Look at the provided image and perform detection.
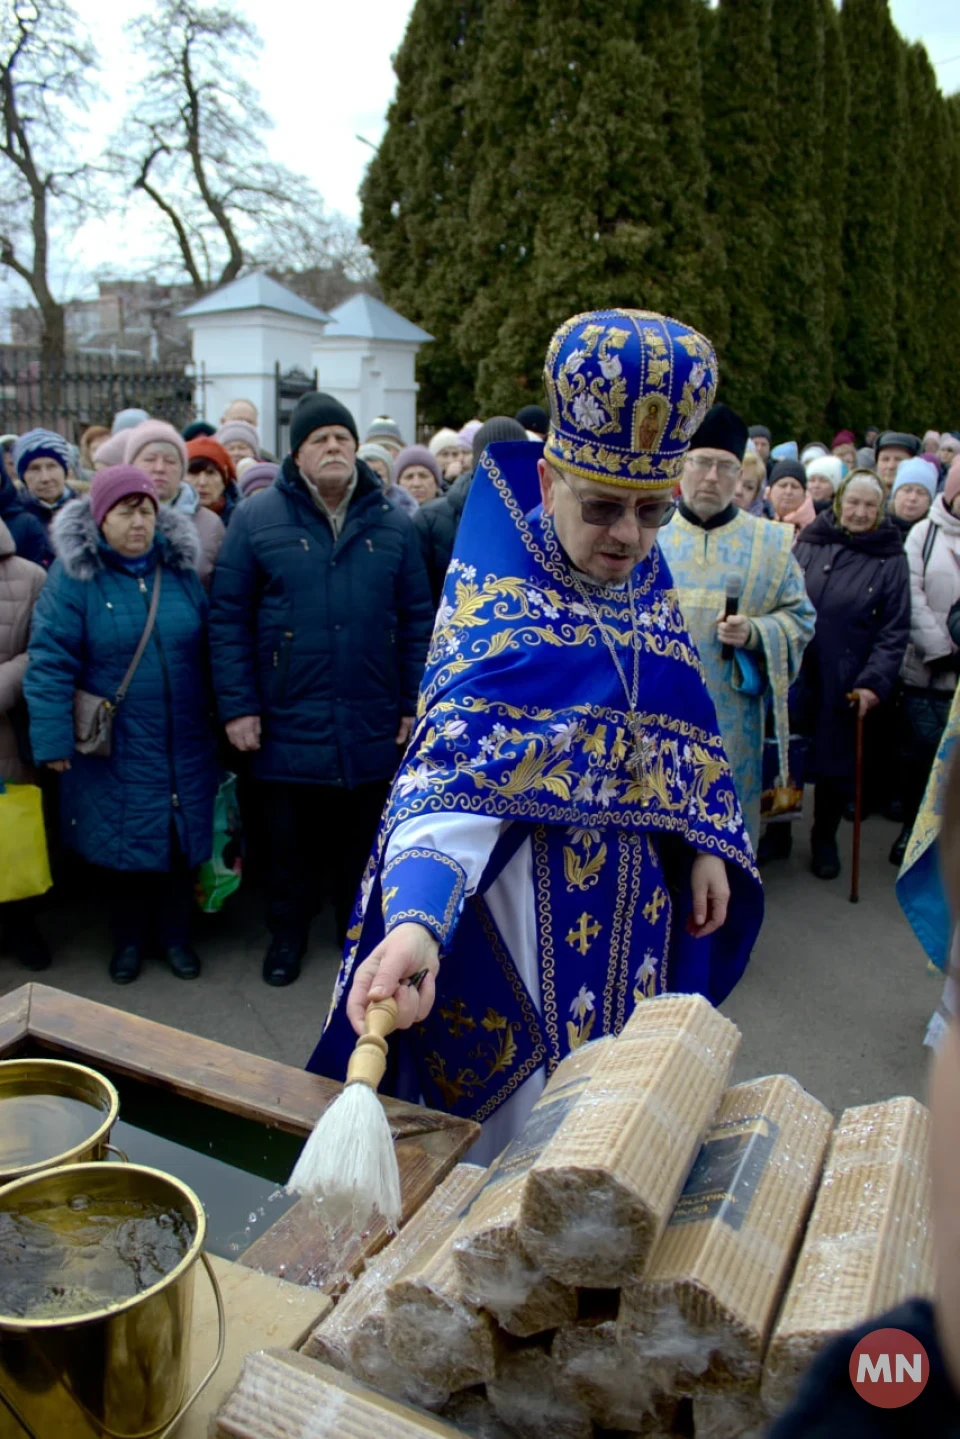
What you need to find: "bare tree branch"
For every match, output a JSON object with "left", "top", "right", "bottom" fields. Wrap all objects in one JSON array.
[
  {"left": 0, "top": 0, "right": 99, "bottom": 361},
  {"left": 115, "top": 0, "right": 370, "bottom": 295}
]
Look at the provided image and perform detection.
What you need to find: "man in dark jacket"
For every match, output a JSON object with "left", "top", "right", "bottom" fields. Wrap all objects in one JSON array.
[
  {"left": 414, "top": 415, "right": 531, "bottom": 605},
  {"left": 209, "top": 392, "right": 433, "bottom": 986},
  {"left": 0, "top": 466, "right": 52, "bottom": 567}
]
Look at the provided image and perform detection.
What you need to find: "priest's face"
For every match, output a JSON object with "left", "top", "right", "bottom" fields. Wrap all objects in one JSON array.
[
  {"left": 680, "top": 447, "right": 741, "bottom": 520},
  {"left": 539, "top": 461, "right": 673, "bottom": 583}
]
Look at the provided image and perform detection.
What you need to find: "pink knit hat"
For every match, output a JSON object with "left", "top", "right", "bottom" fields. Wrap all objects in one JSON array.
[
  {"left": 90, "top": 431, "right": 128, "bottom": 468},
  {"left": 944, "top": 456, "right": 960, "bottom": 508},
  {"left": 90, "top": 466, "right": 158, "bottom": 527},
  {"left": 123, "top": 420, "right": 187, "bottom": 472}
]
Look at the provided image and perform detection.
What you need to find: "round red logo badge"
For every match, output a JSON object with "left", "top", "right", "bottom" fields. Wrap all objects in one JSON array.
[{"left": 849, "top": 1328, "right": 929, "bottom": 1408}]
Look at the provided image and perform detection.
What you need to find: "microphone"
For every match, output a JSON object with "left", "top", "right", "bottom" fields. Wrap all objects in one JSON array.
[{"left": 721, "top": 573, "right": 743, "bottom": 661}]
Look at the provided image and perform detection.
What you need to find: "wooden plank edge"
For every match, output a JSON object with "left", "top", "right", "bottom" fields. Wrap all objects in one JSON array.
[{"left": 0, "top": 982, "right": 33, "bottom": 1057}]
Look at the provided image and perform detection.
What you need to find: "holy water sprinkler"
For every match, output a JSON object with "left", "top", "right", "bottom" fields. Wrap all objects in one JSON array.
[{"left": 287, "top": 995, "right": 403, "bottom": 1231}]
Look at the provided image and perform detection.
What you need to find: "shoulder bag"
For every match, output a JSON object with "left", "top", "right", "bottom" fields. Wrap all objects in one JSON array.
[{"left": 73, "top": 566, "right": 162, "bottom": 758}]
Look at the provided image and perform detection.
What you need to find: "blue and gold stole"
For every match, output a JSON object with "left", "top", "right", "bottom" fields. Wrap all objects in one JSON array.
[{"left": 308, "top": 442, "right": 763, "bottom": 1122}]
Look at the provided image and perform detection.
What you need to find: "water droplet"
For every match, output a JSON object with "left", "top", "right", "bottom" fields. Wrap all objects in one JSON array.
[
  {"left": 68, "top": 1194, "right": 90, "bottom": 1212},
  {"left": 248, "top": 1212, "right": 257, "bottom": 1225},
  {"left": 278, "top": 1263, "right": 286, "bottom": 1278}
]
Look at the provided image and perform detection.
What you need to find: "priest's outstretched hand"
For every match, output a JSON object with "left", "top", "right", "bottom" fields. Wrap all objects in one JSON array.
[
  {"left": 687, "top": 853, "right": 730, "bottom": 938},
  {"left": 346, "top": 922, "right": 441, "bottom": 1037}
]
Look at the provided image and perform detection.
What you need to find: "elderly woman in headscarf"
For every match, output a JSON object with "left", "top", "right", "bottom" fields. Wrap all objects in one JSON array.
[{"left": 791, "top": 470, "right": 910, "bottom": 880}]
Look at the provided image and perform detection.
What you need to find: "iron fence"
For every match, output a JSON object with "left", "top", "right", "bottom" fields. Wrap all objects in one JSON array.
[{"left": 0, "top": 347, "right": 198, "bottom": 440}]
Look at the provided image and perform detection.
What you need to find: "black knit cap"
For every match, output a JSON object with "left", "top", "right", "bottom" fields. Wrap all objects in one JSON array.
[
  {"left": 688, "top": 403, "right": 749, "bottom": 461},
  {"left": 515, "top": 404, "right": 550, "bottom": 437},
  {"left": 290, "top": 391, "right": 358, "bottom": 453},
  {"left": 770, "top": 459, "right": 807, "bottom": 489},
  {"left": 474, "top": 415, "right": 529, "bottom": 469},
  {"left": 748, "top": 424, "right": 771, "bottom": 442},
  {"left": 182, "top": 420, "right": 217, "bottom": 441}
]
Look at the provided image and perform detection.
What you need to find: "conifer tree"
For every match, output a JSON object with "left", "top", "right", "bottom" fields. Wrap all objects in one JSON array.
[
  {"left": 702, "top": 0, "right": 778, "bottom": 422},
  {"left": 835, "top": 0, "right": 906, "bottom": 431},
  {"left": 463, "top": 0, "right": 726, "bottom": 416},
  {"left": 934, "top": 95, "right": 960, "bottom": 428},
  {"left": 359, "top": 0, "right": 485, "bottom": 424},
  {"left": 819, "top": 0, "right": 849, "bottom": 428},
  {"left": 759, "top": 0, "right": 827, "bottom": 438},
  {"left": 891, "top": 44, "right": 957, "bottom": 431}
]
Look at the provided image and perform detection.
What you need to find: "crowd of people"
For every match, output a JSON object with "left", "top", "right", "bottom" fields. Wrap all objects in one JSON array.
[{"left": 0, "top": 378, "right": 956, "bottom": 1002}]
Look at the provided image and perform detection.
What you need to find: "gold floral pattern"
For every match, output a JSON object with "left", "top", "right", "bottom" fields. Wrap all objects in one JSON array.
[{"left": 542, "top": 308, "right": 717, "bottom": 489}]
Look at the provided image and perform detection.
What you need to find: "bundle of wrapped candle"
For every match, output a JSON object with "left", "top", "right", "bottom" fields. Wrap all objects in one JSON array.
[{"left": 216, "top": 995, "right": 934, "bottom": 1439}]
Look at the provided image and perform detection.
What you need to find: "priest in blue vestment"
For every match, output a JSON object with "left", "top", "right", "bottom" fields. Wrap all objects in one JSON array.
[{"left": 308, "top": 309, "right": 764, "bottom": 1163}]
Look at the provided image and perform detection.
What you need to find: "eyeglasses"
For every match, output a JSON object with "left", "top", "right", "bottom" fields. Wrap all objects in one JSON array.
[
  {"left": 685, "top": 455, "right": 741, "bottom": 481},
  {"left": 554, "top": 470, "right": 676, "bottom": 530}
]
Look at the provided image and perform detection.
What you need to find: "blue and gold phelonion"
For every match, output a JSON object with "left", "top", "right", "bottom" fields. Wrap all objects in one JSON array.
[{"left": 543, "top": 309, "right": 718, "bottom": 490}]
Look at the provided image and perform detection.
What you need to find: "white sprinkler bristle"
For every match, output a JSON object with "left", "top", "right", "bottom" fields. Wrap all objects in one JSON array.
[{"left": 287, "top": 1082, "right": 402, "bottom": 1231}]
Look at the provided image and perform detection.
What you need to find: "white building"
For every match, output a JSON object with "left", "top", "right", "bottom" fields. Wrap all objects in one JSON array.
[
  {"left": 181, "top": 274, "right": 329, "bottom": 454},
  {"left": 313, "top": 293, "right": 433, "bottom": 446}
]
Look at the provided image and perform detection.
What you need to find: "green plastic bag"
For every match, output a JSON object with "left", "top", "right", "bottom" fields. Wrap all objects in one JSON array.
[{"left": 195, "top": 772, "right": 243, "bottom": 914}]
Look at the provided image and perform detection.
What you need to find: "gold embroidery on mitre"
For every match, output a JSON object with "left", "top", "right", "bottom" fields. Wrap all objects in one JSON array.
[{"left": 554, "top": 323, "right": 630, "bottom": 438}]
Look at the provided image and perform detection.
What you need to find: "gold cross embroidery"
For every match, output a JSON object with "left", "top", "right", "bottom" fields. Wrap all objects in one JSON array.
[
  {"left": 643, "top": 887, "right": 667, "bottom": 924},
  {"left": 566, "top": 913, "right": 602, "bottom": 956},
  {"left": 439, "top": 998, "right": 476, "bottom": 1037}
]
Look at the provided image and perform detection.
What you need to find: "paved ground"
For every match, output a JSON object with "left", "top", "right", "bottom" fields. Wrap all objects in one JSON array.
[{"left": 0, "top": 809, "right": 940, "bottom": 1118}]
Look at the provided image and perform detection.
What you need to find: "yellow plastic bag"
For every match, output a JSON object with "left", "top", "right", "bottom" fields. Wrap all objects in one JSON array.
[{"left": 0, "top": 782, "right": 53, "bottom": 902}]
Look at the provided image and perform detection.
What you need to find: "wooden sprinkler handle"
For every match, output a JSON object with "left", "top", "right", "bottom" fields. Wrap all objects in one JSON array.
[{"left": 345, "top": 997, "right": 399, "bottom": 1091}]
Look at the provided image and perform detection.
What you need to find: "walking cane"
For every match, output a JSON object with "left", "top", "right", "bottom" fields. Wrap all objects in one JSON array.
[{"left": 849, "top": 694, "right": 865, "bottom": 904}]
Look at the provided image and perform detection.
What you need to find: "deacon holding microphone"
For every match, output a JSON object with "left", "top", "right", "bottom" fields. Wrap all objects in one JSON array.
[{"left": 660, "top": 405, "right": 816, "bottom": 851}]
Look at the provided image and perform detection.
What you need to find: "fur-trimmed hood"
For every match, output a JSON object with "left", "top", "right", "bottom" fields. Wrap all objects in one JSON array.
[{"left": 50, "top": 496, "right": 202, "bottom": 580}]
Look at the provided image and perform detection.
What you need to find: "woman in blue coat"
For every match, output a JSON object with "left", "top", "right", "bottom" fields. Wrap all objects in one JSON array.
[
  {"left": 792, "top": 470, "right": 910, "bottom": 881},
  {"left": 24, "top": 466, "right": 218, "bottom": 984}
]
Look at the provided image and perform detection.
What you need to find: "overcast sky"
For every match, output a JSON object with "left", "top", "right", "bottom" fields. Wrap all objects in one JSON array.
[{"left": 4, "top": 0, "right": 959, "bottom": 306}]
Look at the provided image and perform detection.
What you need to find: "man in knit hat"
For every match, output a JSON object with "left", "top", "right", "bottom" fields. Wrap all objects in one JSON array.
[
  {"left": 209, "top": 391, "right": 433, "bottom": 987},
  {"left": 308, "top": 311, "right": 763, "bottom": 1161},
  {"left": 13, "top": 429, "right": 79, "bottom": 534},
  {"left": 659, "top": 403, "right": 815, "bottom": 853},
  {"left": 514, "top": 404, "right": 549, "bottom": 439}
]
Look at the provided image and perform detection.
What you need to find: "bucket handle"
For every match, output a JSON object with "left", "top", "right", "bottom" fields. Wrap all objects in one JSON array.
[
  {"left": 152, "top": 1252, "right": 226, "bottom": 1439},
  {"left": 101, "top": 1143, "right": 129, "bottom": 1163},
  {"left": 0, "top": 1251, "right": 226, "bottom": 1439}
]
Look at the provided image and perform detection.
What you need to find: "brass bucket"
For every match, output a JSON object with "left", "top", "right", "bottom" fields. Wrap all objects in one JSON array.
[
  {"left": 0, "top": 1163, "right": 225, "bottom": 1439},
  {"left": 0, "top": 1060, "right": 121, "bottom": 1184}
]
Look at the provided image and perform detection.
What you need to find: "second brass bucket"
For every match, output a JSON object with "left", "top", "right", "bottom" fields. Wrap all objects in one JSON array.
[
  {"left": 0, "top": 1162, "right": 219, "bottom": 1439},
  {"left": 0, "top": 1059, "right": 120, "bottom": 1184}
]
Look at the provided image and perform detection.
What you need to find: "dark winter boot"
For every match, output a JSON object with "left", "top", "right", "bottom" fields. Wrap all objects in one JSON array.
[
  {"left": 811, "top": 831, "right": 841, "bottom": 880},
  {"left": 262, "top": 937, "right": 305, "bottom": 987},
  {"left": 757, "top": 825, "right": 793, "bottom": 866}
]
